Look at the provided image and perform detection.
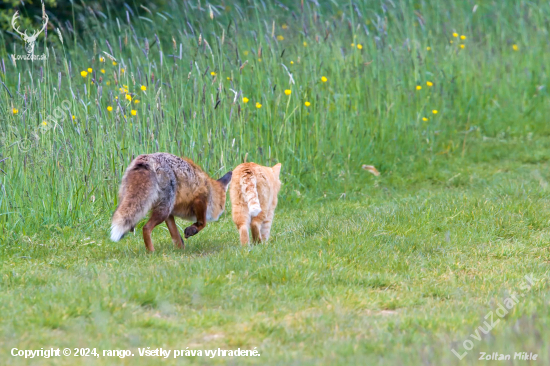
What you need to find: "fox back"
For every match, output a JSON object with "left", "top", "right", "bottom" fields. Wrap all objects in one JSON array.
[{"left": 229, "top": 162, "right": 282, "bottom": 245}]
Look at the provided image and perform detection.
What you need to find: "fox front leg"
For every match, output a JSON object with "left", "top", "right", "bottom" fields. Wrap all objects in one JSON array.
[
  {"left": 166, "top": 215, "right": 185, "bottom": 249},
  {"left": 184, "top": 198, "right": 207, "bottom": 238}
]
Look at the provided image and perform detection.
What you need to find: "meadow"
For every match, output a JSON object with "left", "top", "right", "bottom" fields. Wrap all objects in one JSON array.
[{"left": 1, "top": 0, "right": 550, "bottom": 364}]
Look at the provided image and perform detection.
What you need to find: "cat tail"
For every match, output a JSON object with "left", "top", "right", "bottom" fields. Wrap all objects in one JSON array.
[{"left": 240, "top": 173, "right": 262, "bottom": 217}]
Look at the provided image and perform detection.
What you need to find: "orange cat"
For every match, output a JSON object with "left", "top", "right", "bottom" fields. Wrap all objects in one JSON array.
[{"left": 229, "top": 162, "right": 282, "bottom": 245}]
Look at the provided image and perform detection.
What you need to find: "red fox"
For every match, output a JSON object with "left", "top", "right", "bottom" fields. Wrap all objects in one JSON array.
[{"left": 110, "top": 153, "right": 232, "bottom": 251}]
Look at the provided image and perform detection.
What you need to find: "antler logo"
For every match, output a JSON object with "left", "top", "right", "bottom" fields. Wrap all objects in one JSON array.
[{"left": 11, "top": 6, "right": 48, "bottom": 61}]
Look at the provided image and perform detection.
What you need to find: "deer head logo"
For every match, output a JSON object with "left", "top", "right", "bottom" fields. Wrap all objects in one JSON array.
[{"left": 11, "top": 9, "right": 48, "bottom": 58}]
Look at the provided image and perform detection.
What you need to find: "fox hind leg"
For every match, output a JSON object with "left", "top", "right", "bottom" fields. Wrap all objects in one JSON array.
[
  {"left": 166, "top": 215, "right": 184, "bottom": 249},
  {"left": 143, "top": 210, "right": 169, "bottom": 252}
]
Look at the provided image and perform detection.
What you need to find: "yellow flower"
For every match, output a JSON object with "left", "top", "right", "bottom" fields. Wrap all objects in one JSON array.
[
  {"left": 303, "top": 41, "right": 307, "bottom": 47},
  {"left": 321, "top": 76, "right": 328, "bottom": 83},
  {"left": 284, "top": 89, "right": 291, "bottom": 96},
  {"left": 211, "top": 71, "right": 217, "bottom": 76},
  {"left": 432, "top": 110, "right": 438, "bottom": 114},
  {"left": 357, "top": 44, "right": 363, "bottom": 50},
  {"left": 101, "top": 69, "right": 105, "bottom": 74},
  {"left": 282, "top": 24, "right": 288, "bottom": 29},
  {"left": 256, "top": 102, "right": 262, "bottom": 109},
  {"left": 452, "top": 32, "right": 458, "bottom": 37},
  {"left": 243, "top": 97, "right": 249, "bottom": 104},
  {"left": 277, "top": 35, "right": 284, "bottom": 41},
  {"left": 305, "top": 101, "right": 311, "bottom": 107},
  {"left": 121, "top": 68, "right": 125, "bottom": 73},
  {"left": 72, "top": 115, "right": 76, "bottom": 120},
  {"left": 427, "top": 81, "right": 433, "bottom": 87},
  {"left": 416, "top": 85, "right": 422, "bottom": 90},
  {"left": 258, "top": 58, "right": 262, "bottom": 62},
  {"left": 131, "top": 110, "right": 137, "bottom": 116},
  {"left": 513, "top": 44, "right": 519, "bottom": 51},
  {"left": 107, "top": 106, "right": 113, "bottom": 112},
  {"left": 460, "top": 35, "right": 466, "bottom": 40},
  {"left": 99, "top": 57, "right": 105, "bottom": 62},
  {"left": 422, "top": 117, "right": 428, "bottom": 121},
  {"left": 141, "top": 85, "right": 147, "bottom": 91},
  {"left": 12, "top": 108, "right": 18, "bottom": 114},
  {"left": 134, "top": 100, "right": 140, "bottom": 104},
  {"left": 244, "top": 51, "right": 249, "bottom": 56},
  {"left": 126, "top": 94, "right": 132, "bottom": 101},
  {"left": 290, "top": 61, "right": 294, "bottom": 64},
  {"left": 112, "top": 61, "right": 117, "bottom": 66},
  {"left": 351, "top": 43, "right": 355, "bottom": 47},
  {"left": 42, "top": 121, "right": 47, "bottom": 126},
  {"left": 460, "top": 44, "right": 465, "bottom": 49},
  {"left": 426, "top": 46, "right": 431, "bottom": 51},
  {"left": 227, "top": 77, "right": 231, "bottom": 80},
  {"left": 87, "top": 68, "right": 92, "bottom": 73},
  {"left": 81, "top": 71, "right": 88, "bottom": 77},
  {"left": 106, "top": 81, "right": 111, "bottom": 86}
]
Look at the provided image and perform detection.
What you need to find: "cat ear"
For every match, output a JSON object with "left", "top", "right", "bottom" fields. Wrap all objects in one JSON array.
[
  {"left": 217, "top": 171, "right": 232, "bottom": 191},
  {"left": 272, "top": 163, "right": 282, "bottom": 178}
]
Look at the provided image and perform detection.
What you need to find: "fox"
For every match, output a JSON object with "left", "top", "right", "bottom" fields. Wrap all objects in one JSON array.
[
  {"left": 229, "top": 162, "right": 282, "bottom": 245},
  {"left": 110, "top": 153, "right": 232, "bottom": 252}
]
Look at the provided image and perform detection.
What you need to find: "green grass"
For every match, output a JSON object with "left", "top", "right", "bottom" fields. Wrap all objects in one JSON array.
[
  {"left": 1, "top": 0, "right": 549, "bottom": 236},
  {"left": 2, "top": 0, "right": 550, "bottom": 364},
  {"left": 2, "top": 154, "right": 550, "bottom": 365}
]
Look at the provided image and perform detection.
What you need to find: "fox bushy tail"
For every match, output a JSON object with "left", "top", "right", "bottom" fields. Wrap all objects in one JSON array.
[
  {"left": 110, "top": 163, "right": 158, "bottom": 241},
  {"left": 240, "top": 173, "right": 262, "bottom": 217}
]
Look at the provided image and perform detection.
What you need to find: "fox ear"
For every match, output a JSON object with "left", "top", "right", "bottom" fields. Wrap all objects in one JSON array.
[
  {"left": 217, "top": 171, "right": 232, "bottom": 191},
  {"left": 272, "top": 163, "right": 282, "bottom": 178}
]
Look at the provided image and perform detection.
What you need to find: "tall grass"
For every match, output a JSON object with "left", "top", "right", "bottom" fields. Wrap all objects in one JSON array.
[{"left": 0, "top": 0, "right": 549, "bottom": 243}]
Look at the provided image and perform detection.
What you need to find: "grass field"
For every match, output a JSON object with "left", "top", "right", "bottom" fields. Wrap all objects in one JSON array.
[
  {"left": 3, "top": 150, "right": 550, "bottom": 365},
  {"left": 1, "top": 0, "right": 550, "bottom": 364}
]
